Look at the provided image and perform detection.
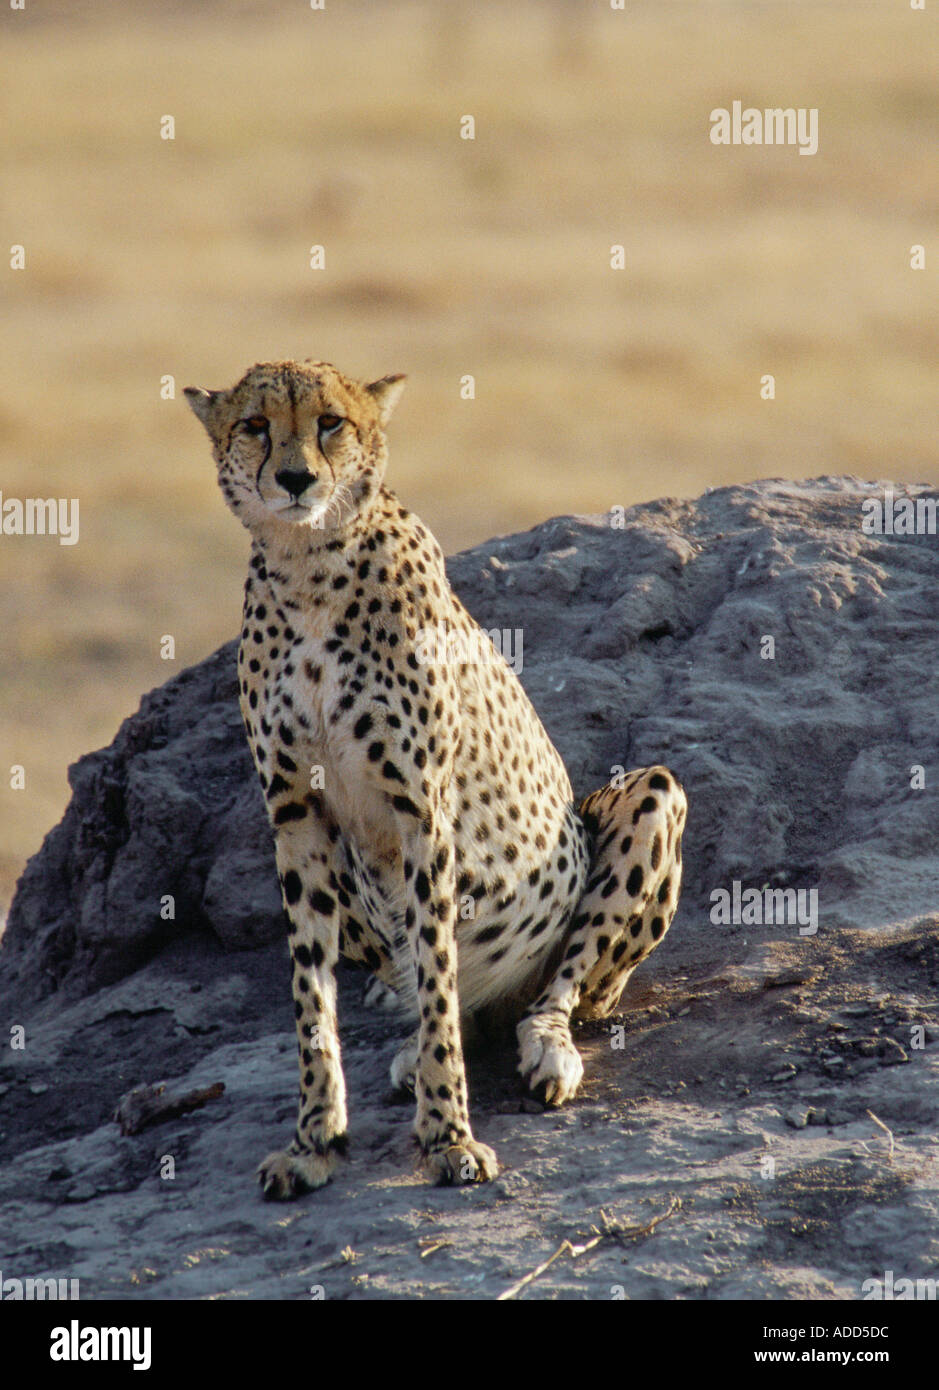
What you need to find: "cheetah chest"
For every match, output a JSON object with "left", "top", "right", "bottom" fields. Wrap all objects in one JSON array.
[{"left": 243, "top": 627, "right": 402, "bottom": 866}]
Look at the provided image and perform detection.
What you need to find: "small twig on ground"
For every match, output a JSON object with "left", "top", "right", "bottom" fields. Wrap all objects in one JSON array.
[
  {"left": 418, "top": 1238, "right": 454, "bottom": 1259},
  {"left": 865, "top": 1109, "right": 895, "bottom": 1162},
  {"left": 497, "top": 1196, "right": 680, "bottom": 1301}
]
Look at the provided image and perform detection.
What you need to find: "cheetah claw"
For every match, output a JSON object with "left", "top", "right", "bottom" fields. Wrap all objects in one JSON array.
[
  {"left": 517, "top": 1013, "right": 584, "bottom": 1106},
  {"left": 424, "top": 1140, "right": 499, "bottom": 1185}
]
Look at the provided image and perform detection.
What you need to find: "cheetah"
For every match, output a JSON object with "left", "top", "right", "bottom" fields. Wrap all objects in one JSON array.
[{"left": 185, "top": 359, "right": 687, "bottom": 1198}]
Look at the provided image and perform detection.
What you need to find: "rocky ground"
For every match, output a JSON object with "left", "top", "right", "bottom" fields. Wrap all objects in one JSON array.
[{"left": 2, "top": 476, "right": 938, "bottom": 1300}]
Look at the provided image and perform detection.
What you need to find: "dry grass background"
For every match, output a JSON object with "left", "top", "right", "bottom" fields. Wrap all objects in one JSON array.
[{"left": 1, "top": 0, "right": 936, "bottom": 909}]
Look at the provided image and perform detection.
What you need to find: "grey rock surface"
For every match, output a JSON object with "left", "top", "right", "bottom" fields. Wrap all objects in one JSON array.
[{"left": 2, "top": 476, "right": 938, "bottom": 1300}]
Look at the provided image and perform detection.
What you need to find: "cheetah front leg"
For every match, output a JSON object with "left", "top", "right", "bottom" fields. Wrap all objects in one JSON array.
[
  {"left": 518, "top": 765, "right": 687, "bottom": 1105},
  {"left": 257, "top": 813, "right": 350, "bottom": 1199},
  {"left": 398, "top": 810, "right": 498, "bottom": 1184}
]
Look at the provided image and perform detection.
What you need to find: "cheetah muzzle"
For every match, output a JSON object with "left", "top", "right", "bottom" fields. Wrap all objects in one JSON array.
[{"left": 186, "top": 358, "right": 687, "bottom": 1198}]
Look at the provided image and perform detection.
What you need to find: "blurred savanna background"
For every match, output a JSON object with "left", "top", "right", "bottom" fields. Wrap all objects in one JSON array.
[{"left": 1, "top": 0, "right": 936, "bottom": 912}]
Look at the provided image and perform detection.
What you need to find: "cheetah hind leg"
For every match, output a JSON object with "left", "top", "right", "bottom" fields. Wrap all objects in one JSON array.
[
  {"left": 518, "top": 765, "right": 687, "bottom": 1103},
  {"left": 573, "top": 768, "right": 686, "bottom": 1021}
]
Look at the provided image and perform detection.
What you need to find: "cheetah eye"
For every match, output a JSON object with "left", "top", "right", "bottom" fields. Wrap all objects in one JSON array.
[
  {"left": 318, "top": 414, "right": 344, "bottom": 435},
  {"left": 240, "top": 415, "right": 269, "bottom": 435}
]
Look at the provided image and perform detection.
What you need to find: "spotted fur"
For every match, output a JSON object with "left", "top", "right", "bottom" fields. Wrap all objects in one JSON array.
[{"left": 186, "top": 359, "right": 687, "bottom": 1198}]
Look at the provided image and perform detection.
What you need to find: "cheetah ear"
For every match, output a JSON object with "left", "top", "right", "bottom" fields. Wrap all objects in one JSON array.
[
  {"left": 184, "top": 386, "right": 223, "bottom": 435},
  {"left": 366, "top": 374, "right": 407, "bottom": 427}
]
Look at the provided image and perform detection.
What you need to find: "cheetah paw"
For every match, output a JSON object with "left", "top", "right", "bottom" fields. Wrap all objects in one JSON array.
[
  {"left": 517, "top": 1014, "right": 584, "bottom": 1106},
  {"left": 390, "top": 1032, "right": 419, "bottom": 1092},
  {"left": 363, "top": 977, "right": 401, "bottom": 1012},
  {"left": 424, "top": 1140, "right": 499, "bottom": 1185},
  {"left": 257, "top": 1145, "right": 343, "bottom": 1200}
]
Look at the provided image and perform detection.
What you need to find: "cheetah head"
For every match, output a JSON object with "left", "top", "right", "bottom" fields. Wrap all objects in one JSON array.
[{"left": 185, "top": 359, "right": 406, "bottom": 538}]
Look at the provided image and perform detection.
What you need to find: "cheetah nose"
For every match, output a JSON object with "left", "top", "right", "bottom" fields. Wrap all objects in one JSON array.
[{"left": 275, "top": 469, "right": 317, "bottom": 499}]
